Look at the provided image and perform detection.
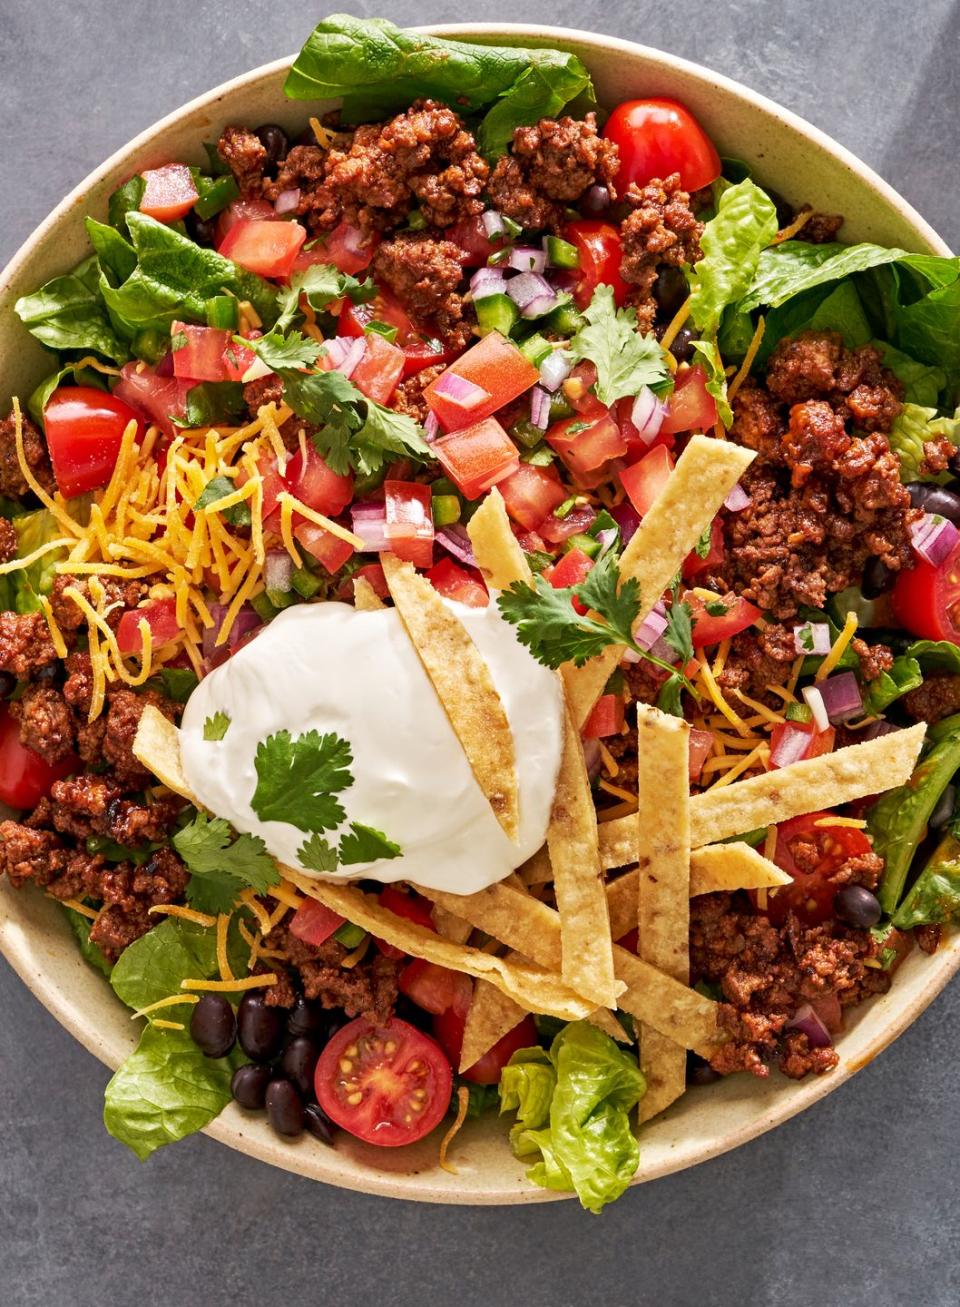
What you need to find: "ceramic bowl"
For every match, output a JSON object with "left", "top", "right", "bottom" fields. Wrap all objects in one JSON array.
[{"left": 0, "top": 23, "right": 955, "bottom": 1204}]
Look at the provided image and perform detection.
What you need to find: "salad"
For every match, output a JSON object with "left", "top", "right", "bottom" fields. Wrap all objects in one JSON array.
[{"left": 1, "top": 14, "right": 959, "bottom": 1213}]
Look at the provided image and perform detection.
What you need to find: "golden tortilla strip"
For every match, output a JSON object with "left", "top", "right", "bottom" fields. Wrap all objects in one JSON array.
[
  {"left": 353, "top": 575, "right": 385, "bottom": 611},
  {"left": 518, "top": 844, "right": 553, "bottom": 886},
  {"left": 417, "top": 880, "right": 721, "bottom": 1056},
  {"left": 467, "top": 488, "right": 533, "bottom": 590},
  {"left": 431, "top": 904, "right": 473, "bottom": 945},
  {"left": 381, "top": 553, "right": 520, "bottom": 842},
  {"left": 460, "top": 978, "right": 528, "bottom": 1073},
  {"left": 563, "top": 436, "right": 756, "bottom": 729},
  {"left": 133, "top": 706, "right": 196, "bottom": 802},
  {"left": 634, "top": 706, "right": 690, "bottom": 1123},
  {"left": 598, "top": 724, "right": 926, "bottom": 869}
]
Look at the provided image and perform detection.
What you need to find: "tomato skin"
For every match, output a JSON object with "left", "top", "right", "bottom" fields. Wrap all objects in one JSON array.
[
  {"left": 547, "top": 546, "right": 594, "bottom": 589},
  {"left": 769, "top": 721, "right": 836, "bottom": 769},
  {"left": 0, "top": 707, "right": 76, "bottom": 809},
  {"left": 170, "top": 322, "right": 232, "bottom": 383},
  {"left": 583, "top": 693, "right": 625, "bottom": 739},
  {"left": 139, "top": 163, "right": 199, "bottom": 223},
  {"left": 682, "top": 518, "right": 725, "bottom": 581},
  {"left": 384, "top": 480, "right": 434, "bottom": 569},
  {"left": 547, "top": 411, "right": 627, "bottom": 478},
  {"left": 215, "top": 197, "right": 276, "bottom": 246},
  {"left": 447, "top": 214, "right": 498, "bottom": 266},
  {"left": 433, "top": 1005, "right": 539, "bottom": 1085},
  {"left": 890, "top": 541, "right": 960, "bottom": 644},
  {"left": 300, "top": 221, "right": 379, "bottom": 276},
  {"left": 349, "top": 562, "right": 389, "bottom": 600},
  {"left": 661, "top": 365, "right": 718, "bottom": 434},
  {"left": 433, "top": 417, "right": 520, "bottom": 500},
  {"left": 288, "top": 898, "right": 345, "bottom": 947},
  {"left": 685, "top": 591, "right": 761, "bottom": 647},
  {"left": 283, "top": 443, "right": 354, "bottom": 519},
  {"left": 398, "top": 959, "right": 473, "bottom": 1016},
  {"left": 350, "top": 333, "right": 406, "bottom": 405},
  {"left": 341, "top": 291, "right": 453, "bottom": 378},
  {"left": 116, "top": 598, "right": 180, "bottom": 654},
  {"left": 498, "top": 463, "right": 568, "bottom": 533},
  {"left": 561, "top": 221, "right": 629, "bottom": 309},
  {"left": 620, "top": 445, "right": 675, "bottom": 517},
  {"left": 603, "top": 98, "right": 722, "bottom": 192},
  {"left": 427, "top": 558, "right": 489, "bottom": 607},
  {"left": 688, "top": 727, "right": 714, "bottom": 782},
  {"left": 758, "top": 813, "right": 874, "bottom": 925},
  {"left": 315, "top": 1016, "right": 452, "bottom": 1146},
  {"left": 218, "top": 219, "right": 306, "bottom": 279},
  {"left": 43, "top": 387, "right": 145, "bottom": 498},
  {"left": 425, "top": 332, "right": 539, "bottom": 433},
  {"left": 112, "top": 363, "right": 190, "bottom": 438},
  {"left": 293, "top": 522, "right": 355, "bottom": 575}
]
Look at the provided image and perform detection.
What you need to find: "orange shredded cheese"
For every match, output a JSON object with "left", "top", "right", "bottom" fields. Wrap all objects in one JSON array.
[
  {"left": 727, "top": 316, "right": 766, "bottom": 400},
  {"left": 267, "top": 884, "right": 305, "bottom": 912},
  {"left": 276, "top": 492, "right": 364, "bottom": 549},
  {"left": 774, "top": 206, "right": 814, "bottom": 244},
  {"left": 706, "top": 741, "right": 770, "bottom": 788},
  {"left": 216, "top": 912, "right": 234, "bottom": 982},
  {"left": 813, "top": 816, "right": 869, "bottom": 829},
  {"left": 58, "top": 898, "right": 99, "bottom": 919},
  {"left": 148, "top": 904, "right": 218, "bottom": 927},
  {"left": 238, "top": 890, "right": 272, "bottom": 934},
  {"left": 439, "top": 1085, "right": 471, "bottom": 1174},
  {"left": 815, "top": 612, "right": 859, "bottom": 682},
  {"left": 309, "top": 116, "right": 336, "bottom": 148},
  {"left": 659, "top": 297, "right": 691, "bottom": 352},
  {"left": 341, "top": 937, "right": 371, "bottom": 969},
  {"left": 152, "top": 1019, "right": 185, "bottom": 1030},
  {"left": 130, "top": 994, "right": 200, "bottom": 1020},
  {"left": 181, "top": 974, "right": 278, "bottom": 992}
]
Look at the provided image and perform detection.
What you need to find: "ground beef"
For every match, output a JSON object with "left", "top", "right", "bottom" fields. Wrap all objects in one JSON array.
[
  {"left": 851, "top": 637, "right": 894, "bottom": 682},
  {"left": 729, "top": 384, "right": 783, "bottom": 459},
  {"left": 218, "top": 125, "right": 268, "bottom": 196},
  {"left": 765, "top": 333, "right": 903, "bottom": 434},
  {"left": 902, "top": 674, "right": 960, "bottom": 724},
  {"left": 691, "top": 892, "right": 890, "bottom": 1079},
  {"left": 915, "top": 923, "right": 942, "bottom": 955},
  {"left": 716, "top": 623, "right": 798, "bottom": 700},
  {"left": 242, "top": 374, "right": 285, "bottom": 416},
  {"left": 487, "top": 113, "right": 618, "bottom": 232},
  {"left": 47, "top": 776, "right": 121, "bottom": 839},
  {"left": 0, "top": 820, "right": 67, "bottom": 888},
  {"left": 102, "top": 689, "right": 179, "bottom": 785},
  {"left": 778, "top": 1030, "right": 840, "bottom": 1079},
  {"left": 372, "top": 232, "right": 471, "bottom": 348},
  {"left": 0, "top": 517, "right": 17, "bottom": 564},
  {"left": 0, "top": 410, "right": 55, "bottom": 498},
  {"left": 391, "top": 364, "right": 445, "bottom": 424},
  {"left": 0, "top": 612, "right": 58, "bottom": 679},
  {"left": 62, "top": 652, "right": 95, "bottom": 715},
  {"left": 619, "top": 174, "right": 704, "bottom": 332},
  {"left": 270, "top": 925, "right": 399, "bottom": 1023},
  {"left": 919, "top": 436, "right": 956, "bottom": 477},
  {"left": 11, "top": 685, "right": 76, "bottom": 763},
  {"left": 49, "top": 574, "right": 148, "bottom": 634},
  {"left": 800, "top": 210, "right": 844, "bottom": 243}
]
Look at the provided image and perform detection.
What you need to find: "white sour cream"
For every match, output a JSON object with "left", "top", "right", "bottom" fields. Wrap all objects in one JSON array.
[{"left": 179, "top": 600, "right": 564, "bottom": 894}]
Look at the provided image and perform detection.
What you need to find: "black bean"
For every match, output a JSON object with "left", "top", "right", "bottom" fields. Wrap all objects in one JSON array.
[
  {"left": 665, "top": 325, "right": 696, "bottom": 365},
  {"left": 906, "top": 482, "right": 960, "bottom": 524},
  {"left": 265, "top": 1079, "right": 304, "bottom": 1137},
  {"left": 303, "top": 1102, "right": 336, "bottom": 1146},
  {"left": 763, "top": 187, "right": 795, "bottom": 231},
  {"left": 255, "top": 124, "right": 290, "bottom": 172},
  {"left": 861, "top": 555, "right": 897, "bottom": 599},
  {"left": 34, "top": 662, "right": 63, "bottom": 687},
  {"left": 930, "top": 783, "right": 956, "bottom": 831},
  {"left": 653, "top": 265, "right": 688, "bottom": 318},
  {"left": 281, "top": 1037, "right": 320, "bottom": 1099},
  {"left": 834, "top": 884, "right": 882, "bottom": 929},
  {"left": 231, "top": 1062, "right": 272, "bottom": 1110},
  {"left": 286, "top": 996, "right": 326, "bottom": 1039},
  {"left": 190, "top": 994, "right": 236, "bottom": 1058},
  {"left": 237, "top": 992, "right": 285, "bottom": 1061},
  {"left": 0, "top": 672, "right": 16, "bottom": 700},
  {"left": 186, "top": 211, "right": 218, "bottom": 248}
]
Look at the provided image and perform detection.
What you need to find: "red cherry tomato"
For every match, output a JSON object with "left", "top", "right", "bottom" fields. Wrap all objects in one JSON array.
[
  {"left": 426, "top": 558, "right": 489, "bottom": 607},
  {"left": 433, "top": 1004, "right": 539, "bottom": 1085},
  {"left": 603, "top": 98, "right": 721, "bottom": 192},
  {"left": 620, "top": 445, "right": 675, "bottom": 517},
  {"left": 350, "top": 333, "right": 406, "bottom": 404},
  {"left": 341, "top": 290, "right": 454, "bottom": 378},
  {"left": 756, "top": 812, "right": 874, "bottom": 925},
  {"left": 383, "top": 480, "right": 434, "bottom": 569},
  {"left": 661, "top": 365, "right": 718, "bottom": 435},
  {"left": 398, "top": 959, "right": 473, "bottom": 1016},
  {"left": 561, "top": 221, "right": 628, "bottom": 309},
  {"left": 115, "top": 598, "right": 180, "bottom": 655},
  {"left": 314, "top": 1016, "right": 452, "bottom": 1145},
  {"left": 348, "top": 562, "right": 389, "bottom": 601},
  {"left": 685, "top": 591, "right": 761, "bottom": 648},
  {"left": 433, "top": 418, "right": 521, "bottom": 500},
  {"left": 218, "top": 220, "right": 306, "bottom": 279},
  {"left": 769, "top": 720, "right": 836, "bottom": 769},
  {"left": 0, "top": 706, "right": 76, "bottom": 809},
  {"left": 446, "top": 214, "right": 499, "bottom": 266},
  {"left": 890, "top": 539, "right": 960, "bottom": 644},
  {"left": 546, "top": 546, "right": 593, "bottom": 616},
  {"left": 139, "top": 164, "right": 199, "bottom": 223},
  {"left": 43, "top": 387, "right": 145, "bottom": 498},
  {"left": 112, "top": 363, "right": 190, "bottom": 438}
]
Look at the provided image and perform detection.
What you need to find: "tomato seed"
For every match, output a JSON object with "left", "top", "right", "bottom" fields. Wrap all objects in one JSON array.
[
  {"left": 339, "top": 1058, "right": 353, "bottom": 1073},
  {"left": 347, "top": 1091, "right": 363, "bottom": 1105}
]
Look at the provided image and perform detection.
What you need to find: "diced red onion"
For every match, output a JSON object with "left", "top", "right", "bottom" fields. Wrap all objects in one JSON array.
[
  {"left": 723, "top": 483, "right": 752, "bottom": 513},
  {"left": 582, "top": 185, "right": 611, "bottom": 215},
  {"left": 583, "top": 737, "right": 603, "bottom": 781},
  {"left": 336, "top": 336, "right": 366, "bottom": 381},
  {"left": 530, "top": 385, "right": 551, "bottom": 431},
  {"left": 595, "top": 527, "right": 618, "bottom": 559},
  {"left": 817, "top": 671, "right": 863, "bottom": 724},
  {"left": 633, "top": 604, "right": 667, "bottom": 652},
  {"left": 688, "top": 728, "right": 714, "bottom": 782},
  {"left": 770, "top": 723, "right": 814, "bottom": 769},
  {"left": 323, "top": 337, "right": 349, "bottom": 367},
  {"left": 539, "top": 350, "right": 572, "bottom": 393},
  {"left": 802, "top": 685, "right": 830, "bottom": 733},
  {"left": 350, "top": 502, "right": 390, "bottom": 552},
  {"left": 481, "top": 210, "right": 505, "bottom": 240},
  {"left": 339, "top": 224, "right": 365, "bottom": 256},
  {"left": 786, "top": 1004, "right": 833, "bottom": 1049},
  {"left": 523, "top": 294, "right": 559, "bottom": 320},
  {"left": 610, "top": 501, "right": 641, "bottom": 546},
  {"left": 910, "top": 512, "right": 959, "bottom": 567},
  {"left": 864, "top": 720, "right": 902, "bottom": 740},
  {"left": 423, "top": 411, "right": 440, "bottom": 442},
  {"left": 793, "top": 621, "right": 832, "bottom": 656},
  {"left": 469, "top": 267, "right": 508, "bottom": 301},
  {"left": 274, "top": 188, "right": 301, "bottom": 214},
  {"left": 433, "top": 371, "right": 490, "bottom": 408},
  {"left": 507, "top": 246, "right": 547, "bottom": 275},
  {"left": 507, "top": 271, "right": 556, "bottom": 314},
  {"left": 155, "top": 351, "right": 175, "bottom": 378},
  {"left": 264, "top": 549, "right": 293, "bottom": 594},
  {"left": 539, "top": 503, "right": 596, "bottom": 544},
  {"left": 436, "top": 525, "right": 477, "bottom": 567},
  {"left": 241, "top": 354, "right": 274, "bottom": 384},
  {"left": 203, "top": 604, "right": 262, "bottom": 670},
  {"left": 630, "top": 387, "right": 666, "bottom": 445}
]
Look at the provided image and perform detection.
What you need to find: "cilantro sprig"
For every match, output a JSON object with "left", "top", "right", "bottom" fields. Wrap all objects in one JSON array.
[
  {"left": 565, "top": 284, "right": 670, "bottom": 406},
  {"left": 173, "top": 812, "right": 279, "bottom": 915},
  {"left": 274, "top": 261, "right": 376, "bottom": 332}
]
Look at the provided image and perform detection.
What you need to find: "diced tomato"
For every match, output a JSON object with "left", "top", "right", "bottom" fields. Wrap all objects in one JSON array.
[
  {"left": 620, "top": 445, "right": 675, "bottom": 517},
  {"left": 42, "top": 386, "right": 145, "bottom": 498},
  {"left": 139, "top": 163, "right": 198, "bottom": 223},
  {"left": 218, "top": 219, "right": 306, "bottom": 279},
  {"left": 757, "top": 813, "right": 874, "bottom": 926},
  {"left": 294, "top": 522, "right": 355, "bottom": 575},
  {"left": 375, "top": 886, "right": 437, "bottom": 960},
  {"left": 112, "top": 363, "right": 190, "bottom": 437},
  {"left": 340, "top": 290, "right": 454, "bottom": 378},
  {"left": 433, "top": 417, "right": 520, "bottom": 500},
  {"left": 221, "top": 338, "right": 258, "bottom": 383},
  {"left": 284, "top": 443, "right": 354, "bottom": 519},
  {"left": 425, "top": 332, "right": 539, "bottom": 433},
  {"left": 427, "top": 558, "right": 489, "bottom": 607},
  {"left": 384, "top": 480, "right": 434, "bottom": 569},
  {"left": 350, "top": 562, "right": 388, "bottom": 600},
  {"left": 603, "top": 98, "right": 722, "bottom": 192},
  {"left": 547, "top": 410, "right": 627, "bottom": 478},
  {"left": 0, "top": 706, "right": 77, "bottom": 810},
  {"left": 688, "top": 728, "right": 714, "bottom": 782},
  {"left": 561, "top": 220, "right": 629, "bottom": 309},
  {"left": 447, "top": 214, "right": 498, "bottom": 266},
  {"left": 170, "top": 322, "right": 232, "bottom": 383},
  {"left": 497, "top": 463, "right": 567, "bottom": 532},
  {"left": 314, "top": 1016, "right": 452, "bottom": 1145},
  {"left": 583, "top": 693, "right": 625, "bottom": 739},
  {"left": 890, "top": 538, "right": 960, "bottom": 644},
  {"left": 685, "top": 591, "right": 762, "bottom": 647},
  {"left": 238, "top": 449, "right": 286, "bottom": 531},
  {"left": 769, "top": 720, "right": 836, "bottom": 768},
  {"left": 539, "top": 503, "right": 598, "bottom": 547},
  {"left": 614, "top": 395, "right": 676, "bottom": 460},
  {"left": 215, "top": 197, "right": 276, "bottom": 246},
  {"left": 682, "top": 518, "right": 724, "bottom": 580},
  {"left": 350, "top": 332, "right": 405, "bottom": 404},
  {"left": 661, "top": 365, "right": 718, "bottom": 434},
  {"left": 299, "top": 221, "right": 379, "bottom": 275},
  {"left": 288, "top": 898, "right": 346, "bottom": 947},
  {"left": 398, "top": 959, "right": 473, "bottom": 1017},
  {"left": 433, "top": 1004, "right": 538, "bottom": 1085},
  {"left": 115, "top": 598, "right": 180, "bottom": 654},
  {"left": 561, "top": 362, "right": 605, "bottom": 418},
  {"left": 547, "top": 546, "right": 594, "bottom": 590}
]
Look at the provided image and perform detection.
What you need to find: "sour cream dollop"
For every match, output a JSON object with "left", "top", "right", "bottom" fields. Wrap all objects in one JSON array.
[{"left": 179, "top": 601, "right": 564, "bottom": 894}]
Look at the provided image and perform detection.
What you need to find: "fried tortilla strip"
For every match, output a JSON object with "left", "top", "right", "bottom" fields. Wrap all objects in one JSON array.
[
  {"left": 563, "top": 435, "right": 756, "bottom": 729},
  {"left": 283, "top": 871, "right": 595, "bottom": 1023},
  {"left": 598, "top": 724, "right": 926, "bottom": 869},
  {"left": 417, "top": 880, "right": 721, "bottom": 1056},
  {"left": 381, "top": 553, "right": 519, "bottom": 842},
  {"left": 634, "top": 706, "right": 690, "bottom": 1122},
  {"left": 518, "top": 844, "right": 553, "bottom": 886},
  {"left": 431, "top": 904, "right": 473, "bottom": 945},
  {"left": 353, "top": 575, "right": 385, "bottom": 611},
  {"left": 133, "top": 705, "right": 196, "bottom": 802},
  {"left": 468, "top": 489, "right": 618, "bottom": 1011}
]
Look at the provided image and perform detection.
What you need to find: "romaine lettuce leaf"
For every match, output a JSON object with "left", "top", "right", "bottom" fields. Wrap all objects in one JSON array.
[
  {"left": 887, "top": 403, "right": 960, "bottom": 482},
  {"left": 12, "top": 509, "right": 68, "bottom": 614},
  {"left": 892, "top": 833, "right": 960, "bottom": 929},
  {"left": 861, "top": 655, "right": 922, "bottom": 716},
  {"left": 14, "top": 254, "right": 129, "bottom": 363},
  {"left": 687, "top": 179, "right": 778, "bottom": 334},
  {"left": 739, "top": 240, "right": 908, "bottom": 312}
]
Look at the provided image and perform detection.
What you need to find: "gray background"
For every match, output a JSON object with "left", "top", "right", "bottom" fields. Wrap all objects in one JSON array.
[{"left": 1, "top": 2, "right": 958, "bottom": 1304}]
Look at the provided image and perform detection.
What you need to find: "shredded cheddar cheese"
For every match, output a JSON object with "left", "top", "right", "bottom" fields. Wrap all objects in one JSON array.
[
  {"left": 148, "top": 904, "right": 218, "bottom": 927},
  {"left": 727, "top": 317, "right": 766, "bottom": 400},
  {"left": 439, "top": 1085, "right": 471, "bottom": 1174},
  {"left": 57, "top": 898, "right": 99, "bottom": 919},
  {"left": 774, "top": 207, "right": 814, "bottom": 244},
  {"left": 151, "top": 1019, "right": 185, "bottom": 1030},
  {"left": 815, "top": 612, "right": 859, "bottom": 682},
  {"left": 813, "top": 816, "right": 869, "bottom": 829},
  {"left": 659, "top": 297, "right": 692, "bottom": 352},
  {"left": 181, "top": 974, "right": 279, "bottom": 992},
  {"left": 238, "top": 890, "right": 273, "bottom": 934},
  {"left": 130, "top": 994, "right": 200, "bottom": 1020},
  {"left": 216, "top": 912, "right": 234, "bottom": 982}
]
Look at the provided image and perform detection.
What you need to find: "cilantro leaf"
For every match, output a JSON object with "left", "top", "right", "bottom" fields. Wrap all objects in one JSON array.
[
  {"left": 497, "top": 575, "right": 626, "bottom": 668},
  {"left": 275, "top": 262, "right": 375, "bottom": 331},
  {"left": 202, "top": 711, "right": 231, "bottom": 742},
  {"left": 193, "top": 474, "right": 251, "bottom": 527},
  {"left": 339, "top": 823, "right": 402, "bottom": 865},
  {"left": 663, "top": 596, "right": 694, "bottom": 666},
  {"left": 693, "top": 523, "right": 713, "bottom": 558},
  {"left": 656, "top": 672, "right": 685, "bottom": 718},
  {"left": 297, "top": 833, "right": 340, "bottom": 873},
  {"left": 252, "top": 728, "right": 353, "bottom": 833},
  {"left": 243, "top": 327, "right": 326, "bottom": 371},
  {"left": 173, "top": 812, "right": 279, "bottom": 915},
  {"left": 576, "top": 552, "right": 643, "bottom": 646},
  {"left": 565, "top": 284, "right": 669, "bottom": 406}
]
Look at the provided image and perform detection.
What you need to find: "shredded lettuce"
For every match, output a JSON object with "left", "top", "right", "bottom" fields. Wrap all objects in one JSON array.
[{"left": 687, "top": 179, "right": 778, "bottom": 334}]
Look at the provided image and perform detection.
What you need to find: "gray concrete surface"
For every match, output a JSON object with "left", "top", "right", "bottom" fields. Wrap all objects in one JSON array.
[{"left": 1, "top": 3, "right": 958, "bottom": 1303}]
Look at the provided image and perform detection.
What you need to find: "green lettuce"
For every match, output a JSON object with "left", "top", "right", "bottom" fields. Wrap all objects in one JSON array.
[
  {"left": 874, "top": 342, "right": 946, "bottom": 407},
  {"left": 284, "top": 15, "right": 595, "bottom": 159},
  {"left": 687, "top": 179, "right": 778, "bottom": 334},
  {"left": 887, "top": 403, "right": 960, "bottom": 482},
  {"left": 739, "top": 240, "right": 908, "bottom": 312},
  {"left": 861, "top": 655, "right": 922, "bottom": 716},
  {"left": 905, "top": 639, "right": 960, "bottom": 676},
  {"left": 690, "top": 338, "right": 732, "bottom": 427},
  {"left": 14, "top": 254, "right": 129, "bottom": 363},
  {"left": 499, "top": 1022, "right": 646, "bottom": 1213},
  {"left": 10, "top": 510, "right": 68, "bottom": 614},
  {"left": 892, "top": 833, "right": 960, "bottom": 930},
  {"left": 63, "top": 906, "right": 114, "bottom": 978}
]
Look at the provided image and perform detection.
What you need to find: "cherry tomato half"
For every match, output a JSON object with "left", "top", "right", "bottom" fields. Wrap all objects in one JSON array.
[
  {"left": 756, "top": 812, "right": 874, "bottom": 926},
  {"left": 0, "top": 706, "right": 76, "bottom": 809},
  {"left": 314, "top": 1016, "right": 452, "bottom": 1145},
  {"left": 43, "top": 387, "right": 145, "bottom": 498},
  {"left": 561, "top": 221, "right": 629, "bottom": 310},
  {"left": 341, "top": 290, "right": 454, "bottom": 378},
  {"left": 890, "top": 538, "right": 960, "bottom": 644},
  {"left": 603, "top": 98, "right": 721, "bottom": 192},
  {"left": 433, "top": 1004, "right": 539, "bottom": 1086}
]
